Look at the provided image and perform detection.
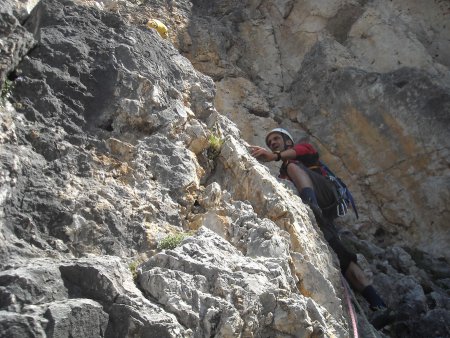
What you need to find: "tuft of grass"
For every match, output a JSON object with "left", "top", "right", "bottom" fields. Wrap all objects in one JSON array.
[
  {"left": 157, "top": 231, "right": 194, "bottom": 250},
  {"left": 207, "top": 133, "right": 224, "bottom": 160},
  {"left": 1, "top": 79, "right": 14, "bottom": 106},
  {"left": 129, "top": 260, "right": 140, "bottom": 280},
  {"left": 128, "top": 255, "right": 148, "bottom": 281},
  {"left": 209, "top": 133, "right": 223, "bottom": 152}
]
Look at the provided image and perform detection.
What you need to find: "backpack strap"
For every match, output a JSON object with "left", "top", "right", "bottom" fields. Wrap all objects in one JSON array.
[{"left": 319, "top": 161, "right": 359, "bottom": 219}]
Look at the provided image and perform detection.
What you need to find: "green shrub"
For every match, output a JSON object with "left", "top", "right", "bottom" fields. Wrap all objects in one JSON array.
[{"left": 158, "top": 232, "right": 193, "bottom": 250}]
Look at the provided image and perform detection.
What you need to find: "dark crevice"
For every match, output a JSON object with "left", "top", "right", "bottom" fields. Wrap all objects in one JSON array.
[
  {"left": 395, "top": 80, "right": 408, "bottom": 88},
  {"left": 98, "top": 119, "right": 114, "bottom": 132}
]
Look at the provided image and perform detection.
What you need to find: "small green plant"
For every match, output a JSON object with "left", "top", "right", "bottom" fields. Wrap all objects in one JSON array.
[
  {"left": 209, "top": 133, "right": 224, "bottom": 151},
  {"left": 207, "top": 133, "right": 224, "bottom": 160},
  {"left": 129, "top": 260, "right": 140, "bottom": 280},
  {"left": 1, "top": 79, "right": 14, "bottom": 106},
  {"left": 128, "top": 255, "right": 148, "bottom": 281},
  {"left": 158, "top": 231, "right": 193, "bottom": 250}
]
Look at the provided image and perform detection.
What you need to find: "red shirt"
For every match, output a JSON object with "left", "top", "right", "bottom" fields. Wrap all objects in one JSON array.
[{"left": 279, "top": 143, "right": 326, "bottom": 178}]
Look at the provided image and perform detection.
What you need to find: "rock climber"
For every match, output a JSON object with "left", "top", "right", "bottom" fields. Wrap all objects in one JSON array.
[{"left": 250, "top": 128, "right": 392, "bottom": 329}]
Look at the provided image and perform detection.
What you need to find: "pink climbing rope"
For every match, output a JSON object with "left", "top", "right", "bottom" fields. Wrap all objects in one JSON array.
[{"left": 341, "top": 276, "right": 359, "bottom": 338}]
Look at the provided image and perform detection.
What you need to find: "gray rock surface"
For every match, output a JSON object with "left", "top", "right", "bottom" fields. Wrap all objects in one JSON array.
[
  {"left": 1, "top": 0, "right": 449, "bottom": 337},
  {"left": 0, "top": 10, "right": 36, "bottom": 87},
  {"left": 0, "top": 257, "right": 190, "bottom": 337},
  {"left": 290, "top": 38, "right": 449, "bottom": 259},
  {"left": 139, "top": 228, "right": 347, "bottom": 337},
  {"left": 44, "top": 299, "right": 109, "bottom": 338}
]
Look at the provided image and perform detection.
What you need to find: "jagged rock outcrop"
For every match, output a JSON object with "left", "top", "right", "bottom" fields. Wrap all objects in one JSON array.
[
  {"left": 0, "top": 0, "right": 36, "bottom": 86},
  {"left": 0, "top": 256, "right": 191, "bottom": 337},
  {"left": 1, "top": 0, "right": 449, "bottom": 337},
  {"left": 139, "top": 227, "right": 347, "bottom": 337}
]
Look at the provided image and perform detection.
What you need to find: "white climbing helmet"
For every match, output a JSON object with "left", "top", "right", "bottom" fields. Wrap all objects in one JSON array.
[{"left": 265, "top": 128, "right": 294, "bottom": 147}]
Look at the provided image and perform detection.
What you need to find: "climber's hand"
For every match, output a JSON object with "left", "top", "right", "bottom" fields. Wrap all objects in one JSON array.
[{"left": 249, "top": 146, "right": 276, "bottom": 162}]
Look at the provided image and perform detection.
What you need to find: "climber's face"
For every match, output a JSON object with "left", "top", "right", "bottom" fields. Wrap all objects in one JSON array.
[{"left": 266, "top": 133, "right": 285, "bottom": 151}]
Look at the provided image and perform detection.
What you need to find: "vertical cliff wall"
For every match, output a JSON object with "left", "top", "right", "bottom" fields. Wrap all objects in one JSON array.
[
  {"left": 173, "top": 0, "right": 450, "bottom": 260},
  {"left": 1, "top": 0, "right": 349, "bottom": 336},
  {"left": 1, "top": 0, "right": 449, "bottom": 337}
]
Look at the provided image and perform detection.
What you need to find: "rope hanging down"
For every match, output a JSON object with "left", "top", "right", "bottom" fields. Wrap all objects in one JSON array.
[
  {"left": 341, "top": 275, "right": 379, "bottom": 338},
  {"left": 341, "top": 275, "right": 359, "bottom": 338}
]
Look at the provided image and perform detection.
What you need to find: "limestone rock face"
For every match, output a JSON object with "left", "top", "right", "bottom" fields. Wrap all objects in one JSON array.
[
  {"left": 0, "top": 8, "right": 36, "bottom": 86},
  {"left": 139, "top": 228, "right": 347, "bottom": 337},
  {"left": 290, "top": 38, "right": 450, "bottom": 258},
  {"left": 0, "top": 0, "right": 349, "bottom": 336},
  {"left": 174, "top": 0, "right": 450, "bottom": 259},
  {"left": 0, "top": 257, "right": 190, "bottom": 337},
  {"left": 346, "top": 0, "right": 450, "bottom": 74},
  {"left": 1, "top": 0, "right": 450, "bottom": 337}
]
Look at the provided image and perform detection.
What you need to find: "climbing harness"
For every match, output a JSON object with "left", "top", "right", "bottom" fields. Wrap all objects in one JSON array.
[{"left": 320, "top": 161, "right": 359, "bottom": 219}]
